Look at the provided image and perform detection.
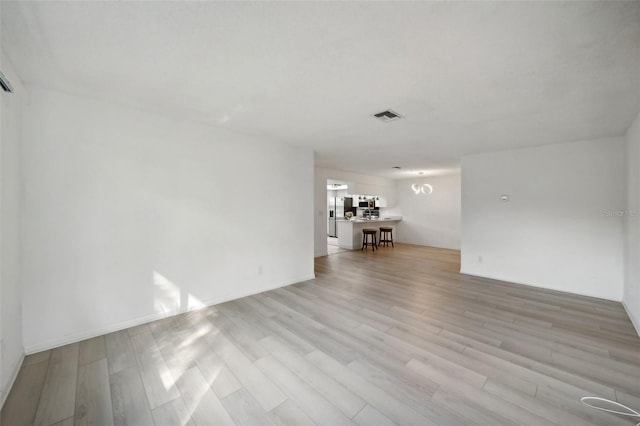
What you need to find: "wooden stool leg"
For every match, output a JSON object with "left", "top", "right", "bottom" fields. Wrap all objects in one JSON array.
[
  {"left": 361, "top": 233, "right": 366, "bottom": 250},
  {"left": 378, "top": 229, "right": 394, "bottom": 248}
]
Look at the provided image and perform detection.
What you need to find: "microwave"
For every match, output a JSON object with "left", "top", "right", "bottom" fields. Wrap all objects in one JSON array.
[{"left": 358, "top": 201, "right": 370, "bottom": 207}]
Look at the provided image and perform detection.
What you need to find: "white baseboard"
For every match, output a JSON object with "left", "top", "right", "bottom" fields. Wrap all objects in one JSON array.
[
  {"left": 459, "top": 268, "right": 621, "bottom": 302},
  {"left": 24, "top": 274, "right": 316, "bottom": 354},
  {"left": 622, "top": 300, "right": 640, "bottom": 338},
  {"left": 1, "top": 351, "right": 25, "bottom": 409},
  {"left": 394, "top": 239, "right": 461, "bottom": 251}
]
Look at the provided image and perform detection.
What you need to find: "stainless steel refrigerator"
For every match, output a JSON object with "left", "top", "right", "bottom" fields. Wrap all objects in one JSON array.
[{"left": 328, "top": 197, "right": 344, "bottom": 238}]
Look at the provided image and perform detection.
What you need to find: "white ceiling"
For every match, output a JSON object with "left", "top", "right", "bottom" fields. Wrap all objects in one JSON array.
[{"left": 2, "top": 1, "right": 639, "bottom": 178}]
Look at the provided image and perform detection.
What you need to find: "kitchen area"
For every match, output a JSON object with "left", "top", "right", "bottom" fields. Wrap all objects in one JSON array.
[{"left": 327, "top": 182, "right": 402, "bottom": 252}]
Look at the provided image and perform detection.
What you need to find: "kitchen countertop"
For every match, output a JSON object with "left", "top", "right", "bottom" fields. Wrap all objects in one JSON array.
[
  {"left": 335, "top": 217, "right": 402, "bottom": 250},
  {"left": 337, "top": 217, "right": 402, "bottom": 223}
]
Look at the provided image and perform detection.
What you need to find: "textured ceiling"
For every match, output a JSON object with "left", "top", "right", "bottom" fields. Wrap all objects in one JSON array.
[{"left": 2, "top": 1, "right": 639, "bottom": 178}]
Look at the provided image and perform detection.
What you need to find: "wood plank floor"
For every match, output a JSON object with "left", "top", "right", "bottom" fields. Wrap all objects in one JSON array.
[{"left": 2, "top": 244, "right": 639, "bottom": 425}]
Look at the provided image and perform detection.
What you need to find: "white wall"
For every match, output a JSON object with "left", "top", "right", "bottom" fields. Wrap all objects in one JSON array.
[
  {"left": 0, "top": 54, "right": 25, "bottom": 406},
  {"left": 21, "top": 86, "right": 315, "bottom": 352},
  {"left": 461, "top": 138, "right": 626, "bottom": 301},
  {"left": 394, "top": 174, "right": 461, "bottom": 250},
  {"left": 624, "top": 111, "right": 640, "bottom": 335},
  {"left": 314, "top": 167, "right": 395, "bottom": 257}
]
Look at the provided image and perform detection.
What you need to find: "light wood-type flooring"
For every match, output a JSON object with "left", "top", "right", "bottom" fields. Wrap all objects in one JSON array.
[
  {"left": 2, "top": 244, "right": 640, "bottom": 425},
  {"left": 327, "top": 237, "right": 349, "bottom": 255}
]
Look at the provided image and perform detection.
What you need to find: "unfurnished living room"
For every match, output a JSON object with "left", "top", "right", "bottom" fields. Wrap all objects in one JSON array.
[{"left": 1, "top": 1, "right": 640, "bottom": 425}]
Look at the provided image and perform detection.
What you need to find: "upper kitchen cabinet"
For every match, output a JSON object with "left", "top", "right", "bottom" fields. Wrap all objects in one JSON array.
[{"left": 375, "top": 198, "right": 387, "bottom": 208}]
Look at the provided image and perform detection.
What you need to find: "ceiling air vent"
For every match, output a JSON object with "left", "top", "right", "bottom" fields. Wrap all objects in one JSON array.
[
  {"left": 372, "top": 109, "right": 403, "bottom": 123},
  {"left": 0, "top": 71, "right": 13, "bottom": 93}
]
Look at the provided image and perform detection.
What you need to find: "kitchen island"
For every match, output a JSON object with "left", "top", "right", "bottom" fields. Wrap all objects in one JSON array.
[{"left": 336, "top": 217, "right": 402, "bottom": 250}]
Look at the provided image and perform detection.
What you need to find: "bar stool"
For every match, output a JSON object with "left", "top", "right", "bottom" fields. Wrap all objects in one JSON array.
[
  {"left": 362, "top": 228, "right": 378, "bottom": 251},
  {"left": 379, "top": 226, "right": 394, "bottom": 247}
]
